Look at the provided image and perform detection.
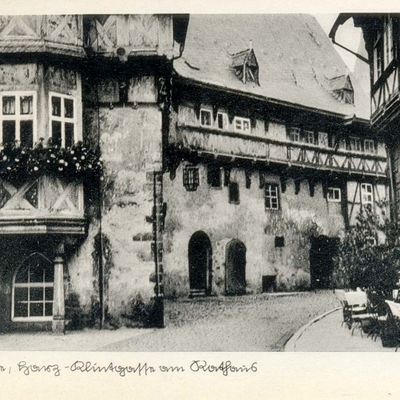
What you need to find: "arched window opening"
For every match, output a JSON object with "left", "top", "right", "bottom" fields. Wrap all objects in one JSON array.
[{"left": 12, "top": 253, "right": 54, "bottom": 321}]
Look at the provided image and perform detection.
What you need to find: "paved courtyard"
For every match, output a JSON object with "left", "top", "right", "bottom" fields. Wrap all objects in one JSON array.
[
  {"left": 286, "top": 308, "right": 395, "bottom": 352},
  {"left": 0, "top": 291, "right": 338, "bottom": 351}
]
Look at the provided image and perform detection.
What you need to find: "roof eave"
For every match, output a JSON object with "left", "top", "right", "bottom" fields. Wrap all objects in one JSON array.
[{"left": 174, "top": 73, "right": 364, "bottom": 122}]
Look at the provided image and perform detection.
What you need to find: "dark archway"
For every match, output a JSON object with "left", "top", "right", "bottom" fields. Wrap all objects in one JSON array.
[
  {"left": 310, "top": 236, "right": 339, "bottom": 289},
  {"left": 188, "top": 231, "right": 212, "bottom": 296},
  {"left": 225, "top": 239, "right": 246, "bottom": 295}
]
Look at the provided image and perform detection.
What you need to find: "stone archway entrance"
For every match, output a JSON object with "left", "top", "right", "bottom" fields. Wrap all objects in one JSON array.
[
  {"left": 188, "top": 231, "right": 212, "bottom": 297},
  {"left": 225, "top": 239, "right": 246, "bottom": 295}
]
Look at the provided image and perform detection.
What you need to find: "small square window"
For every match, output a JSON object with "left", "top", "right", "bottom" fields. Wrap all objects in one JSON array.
[
  {"left": 229, "top": 182, "right": 240, "bottom": 204},
  {"left": 289, "top": 127, "right": 301, "bottom": 142},
  {"left": 233, "top": 117, "right": 251, "bottom": 133},
  {"left": 275, "top": 236, "right": 285, "bottom": 247},
  {"left": 217, "top": 112, "right": 228, "bottom": 130},
  {"left": 327, "top": 187, "right": 341, "bottom": 202},
  {"left": 305, "top": 130, "right": 316, "bottom": 145},
  {"left": 265, "top": 183, "right": 280, "bottom": 210},
  {"left": 200, "top": 109, "right": 212, "bottom": 127}
]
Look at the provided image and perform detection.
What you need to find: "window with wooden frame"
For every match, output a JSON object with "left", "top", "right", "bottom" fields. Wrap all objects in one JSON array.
[
  {"left": 183, "top": 165, "right": 199, "bottom": 191},
  {"left": 364, "top": 139, "right": 375, "bottom": 154},
  {"left": 50, "top": 92, "right": 77, "bottom": 148},
  {"left": 207, "top": 164, "right": 222, "bottom": 188},
  {"left": 265, "top": 183, "right": 280, "bottom": 210},
  {"left": 318, "top": 132, "right": 329, "bottom": 148},
  {"left": 327, "top": 187, "right": 341, "bottom": 203},
  {"left": 288, "top": 127, "right": 301, "bottom": 142},
  {"left": 228, "top": 182, "right": 240, "bottom": 204},
  {"left": 349, "top": 136, "right": 362, "bottom": 152},
  {"left": 373, "top": 32, "right": 384, "bottom": 82},
  {"left": 233, "top": 116, "right": 251, "bottom": 133},
  {"left": 12, "top": 254, "right": 54, "bottom": 322},
  {"left": 200, "top": 109, "right": 212, "bottom": 127},
  {"left": 384, "top": 15, "right": 395, "bottom": 69},
  {"left": 217, "top": 112, "right": 228, "bottom": 130},
  {"left": 361, "top": 183, "right": 373, "bottom": 207},
  {"left": 0, "top": 92, "right": 36, "bottom": 148},
  {"left": 305, "top": 130, "right": 317, "bottom": 145}
]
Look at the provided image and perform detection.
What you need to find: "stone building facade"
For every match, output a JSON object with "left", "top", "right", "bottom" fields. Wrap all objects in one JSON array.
[{"left": 0, "top": 14, "right": 388, "bottom": 332}]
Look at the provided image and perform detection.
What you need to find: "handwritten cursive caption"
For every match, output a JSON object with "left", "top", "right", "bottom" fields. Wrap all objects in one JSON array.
[{"left": 0, "top": 360, "right": 258, "bottom": 378}]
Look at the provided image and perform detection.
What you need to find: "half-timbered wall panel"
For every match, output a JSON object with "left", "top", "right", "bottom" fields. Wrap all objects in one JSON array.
[
  {"left": 84, "top": 15, "right": 174, "bottom": 58},
  {"left": 0, "top": 15, "right": 84, "bottom": 57}
]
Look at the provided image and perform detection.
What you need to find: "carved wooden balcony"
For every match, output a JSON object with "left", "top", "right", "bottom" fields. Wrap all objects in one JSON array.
[
  {"left": 0, "top": 174, "right": 85, "bottom": 235},
  {"left": 0, "top": 15, "right": 84, "bottom": 58},
  {"left": 172, "top": 124, "right": 388, "bottom": 179},
  {"left": 83, "top": 15, "right": 174, "bottom": 59}
]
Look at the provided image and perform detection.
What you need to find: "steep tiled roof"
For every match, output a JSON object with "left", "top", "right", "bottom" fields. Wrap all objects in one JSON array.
[{"left": 174, "top": 14, "right": 370, "bottom": 120}]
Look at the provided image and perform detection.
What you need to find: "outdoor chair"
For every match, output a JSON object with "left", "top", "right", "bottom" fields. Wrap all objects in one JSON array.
[
  {"left": 384, "top": 300, "right": 400, "bottom": 351},
  {"left": 344, "top": 291, "right": 376, "bottom": 336}
]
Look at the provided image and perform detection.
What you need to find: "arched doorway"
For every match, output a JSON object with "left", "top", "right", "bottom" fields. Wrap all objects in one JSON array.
[
  {"left": 188, "top": 231, "right": 212, "bottom": 296},
  {"left": 225, "top": 239, "right": 246, "bottom": 295},
  {"left": 310, "top": 235, "right": 339, "bottom": 289}
]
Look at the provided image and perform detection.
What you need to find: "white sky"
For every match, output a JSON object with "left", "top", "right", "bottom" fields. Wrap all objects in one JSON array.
[{"left": 314, "top": 14, "right": 363, "bottom": 71}]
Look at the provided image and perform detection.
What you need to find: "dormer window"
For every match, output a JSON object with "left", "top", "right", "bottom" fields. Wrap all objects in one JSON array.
[
  {"left": 231, "top": 47, "right": 259, "bottom": 85},
  {"left": 329, "top": 74, "right": 354, "bottom": 104}
]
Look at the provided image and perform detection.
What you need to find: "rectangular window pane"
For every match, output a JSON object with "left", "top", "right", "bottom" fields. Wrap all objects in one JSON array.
[
  {"left": 14, "top": 302, "right": 28, "bottom": 318},
  {"left": 2, "top": 96, "right": 15, "bottom": 115},
  {"left": 51, "top": 96, "right": 61, "bottom": 117},
  {"left": 20, "top": 96, "right": 33, "bottom": 115},
  {"left": 64, "top": 98, "right": 74, "bottom": 118},
  {"left": 44, "top": 267, "right": 54, "bottom": 283},
  {"left": 65, "top": 123, "right": 74, "bottom": 148},
  {"left": 200, "top": 110, "right": 211, "bottom": 126},
  {"left": 217, "top": 113, "right": 225, "bottom": 129},
  {"left": 52, "top": 121, "right": 62, "bottom": 147},
  {"left": 15, "top": 287, "right": 28, "bottom": 302},
  {"left": 20, "top": 120, "right": 33, "bottom": 148},
  {"left": 30, "top": 287, "right": 43, "bottom": 301},
  {"left": 2, "top": 120, "right": 15, "bottom": 146},
  {"left": 45, "top": 287, "right": 53, "bottom": 301},
  {"left": 30, "top": 302, "right": 44, "bottom": 317},
  {"left": 45, "top": 302, "right": 53, "bottom": 317}
]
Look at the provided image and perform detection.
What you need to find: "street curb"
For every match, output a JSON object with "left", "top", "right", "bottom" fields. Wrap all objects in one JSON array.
[{"left": 284, "top": 306, "right": 341, "bottom": 352}]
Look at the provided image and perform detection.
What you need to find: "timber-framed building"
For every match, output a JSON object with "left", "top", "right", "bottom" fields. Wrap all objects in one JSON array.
[{"left": 0, "top": 14, "right": 388, "bottom": 332}]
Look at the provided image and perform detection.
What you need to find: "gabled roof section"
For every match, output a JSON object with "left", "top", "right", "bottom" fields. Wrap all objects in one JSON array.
[
  {"left": 230, "top": 47, "right": 259, "bottom": 85},
  {"left": 174, "top": 14, "right": 370, "bottom": 120}
]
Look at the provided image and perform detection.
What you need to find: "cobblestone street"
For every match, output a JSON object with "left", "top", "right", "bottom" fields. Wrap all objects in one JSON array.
[{"left": 0, "top": 291, "right": 338, "bottom": 351}]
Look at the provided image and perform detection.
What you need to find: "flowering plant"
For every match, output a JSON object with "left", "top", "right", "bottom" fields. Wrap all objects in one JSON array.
[{"left": 0, "top": 141, "right": 103, "bottom": 181}]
